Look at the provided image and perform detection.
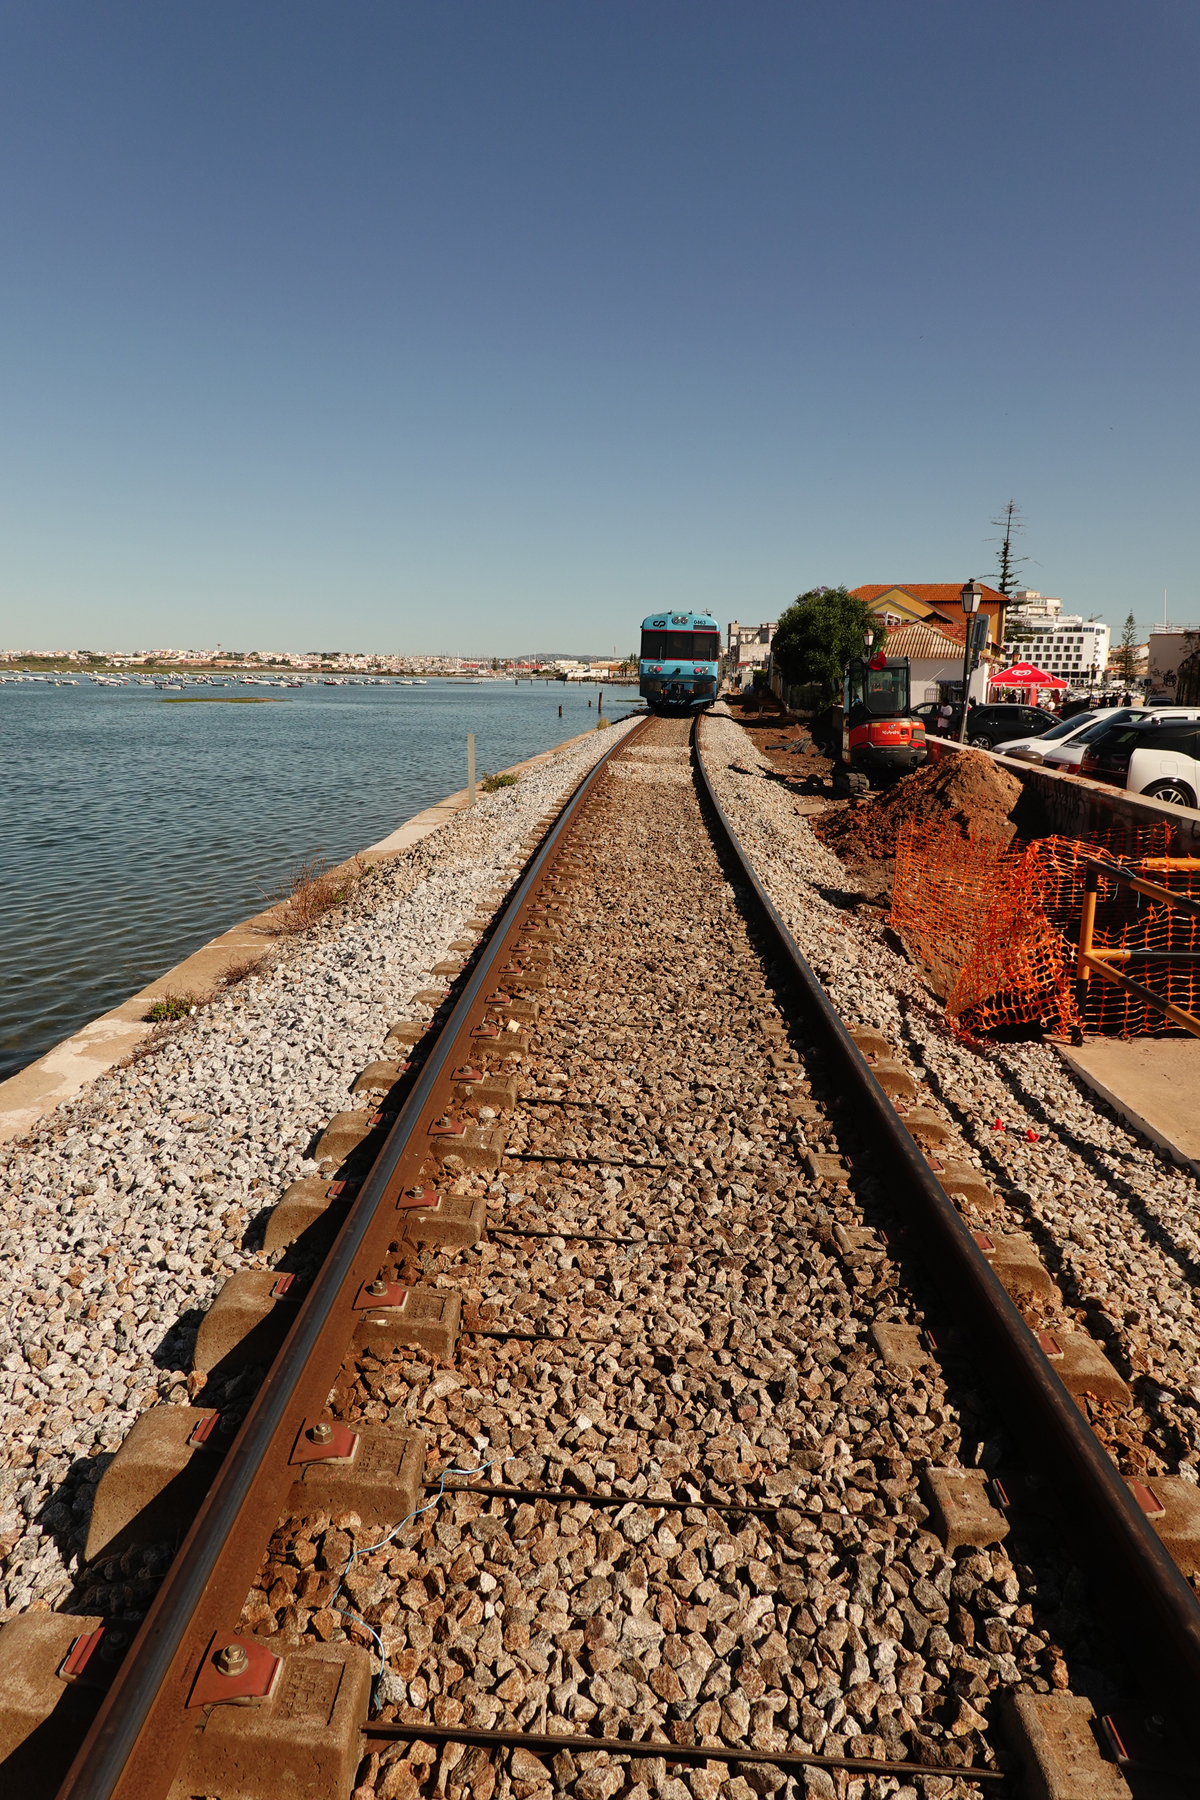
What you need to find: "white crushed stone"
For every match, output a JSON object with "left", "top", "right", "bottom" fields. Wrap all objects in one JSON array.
[
  {"left": 0, "top": 719, "right": 639, "bottom": 1615},
  {"left": 702, "top": 706, "right": 1200, "bottom": 1489}
]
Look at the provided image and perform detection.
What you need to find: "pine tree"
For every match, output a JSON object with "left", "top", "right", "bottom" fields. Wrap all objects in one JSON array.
[
  {"left": 990, "top": 500, "right": 1026, "bottom": 596},
  {"left": 1118, "top": 611, "right": 1137, "bottom": 685}
]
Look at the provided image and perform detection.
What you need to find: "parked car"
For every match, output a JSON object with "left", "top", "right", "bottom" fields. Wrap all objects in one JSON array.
[
  {"left": 998, "top": 706, "right": 1144, "bottom": 767},
  {"left": 1039, "top": 707, "right": 1161, "bottom": 770},
  {"left": 914, "top": 702, "right": 1057, "bottom": 745},
  {"left": 1078, "top": 712, "right": 1200, "bottom": 806},
  {"left": 961, "top": 704, "right": 1058, "bottom": 749}
]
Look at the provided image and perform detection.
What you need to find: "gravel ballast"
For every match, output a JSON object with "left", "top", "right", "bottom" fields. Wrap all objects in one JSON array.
[
  {"left": 0, "top": 709, "right": 1165, "bottom": 1800},
  {"left": 228, "top": 722, "right": 1133, "bottom": 1800},
  {"left": 699, "top": 708, "right": 1200, "bottom": 1500},
  {"left": 0, "top": 719, "right": 638, "bottom": 1617}
]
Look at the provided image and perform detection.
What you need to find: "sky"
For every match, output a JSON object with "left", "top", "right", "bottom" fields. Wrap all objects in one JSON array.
[{"left": 1, "top": 2, "right": 1198, "bottom": 655}]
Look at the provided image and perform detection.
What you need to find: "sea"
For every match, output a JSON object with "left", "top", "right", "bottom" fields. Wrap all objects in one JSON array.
[{"left": 1, "top": 675, "right": 636, "bottom": 1082}]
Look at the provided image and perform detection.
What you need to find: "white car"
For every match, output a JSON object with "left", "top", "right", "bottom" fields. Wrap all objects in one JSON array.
[
  {"left": 1040, "top": 705, "right": 1200, "bottom": 773},
  {"left": 993, "top": 706, "right": 1144, "bottom": 766},
  {"left": 1080, "top": 711, "right": 1200, "bottom": 807}
]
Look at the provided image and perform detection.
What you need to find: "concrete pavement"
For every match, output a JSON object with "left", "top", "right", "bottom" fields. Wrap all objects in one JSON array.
[{"left": 1055, "top": 1035, "right": 1200, "bottom": 1177}]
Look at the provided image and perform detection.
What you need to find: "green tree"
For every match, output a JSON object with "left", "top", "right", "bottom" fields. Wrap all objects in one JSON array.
[
  {"left": 990, "top": 499, "right": 1027, "bottom": 596},
  {"left": 771, "top": 587, "right": 886, "bottom": 700},
  {"left": 1117, "top": 611, "right": 1137, "bottom": 684}
]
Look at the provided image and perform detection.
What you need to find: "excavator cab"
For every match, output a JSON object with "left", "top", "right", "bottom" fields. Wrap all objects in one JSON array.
[{"left": 841, "top": 655, "right": 926, "bottom": 787}]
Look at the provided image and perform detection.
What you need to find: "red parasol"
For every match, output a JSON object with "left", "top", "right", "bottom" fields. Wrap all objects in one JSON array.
[{"left": 987, "top": 660, "right": 1069, "bottom": 696}]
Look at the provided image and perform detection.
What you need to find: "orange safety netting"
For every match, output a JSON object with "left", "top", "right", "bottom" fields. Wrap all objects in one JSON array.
[{"left": 890, "top": 820, "right": 1200, "bottom": 1038}]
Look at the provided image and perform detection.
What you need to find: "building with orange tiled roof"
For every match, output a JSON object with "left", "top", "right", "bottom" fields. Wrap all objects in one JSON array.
[
  {"left": 850, "top": 583, "right": 1008, "bottom": 653},
  {"left": 882, "top": 621, "right": 984, "bottom": 704},
  {"left": 883, "top": 621, "right": 968, "bottom": 660}
]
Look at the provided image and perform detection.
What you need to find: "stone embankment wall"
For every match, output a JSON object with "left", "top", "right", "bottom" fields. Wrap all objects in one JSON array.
[
  {"left": 997, "top": 755, "right": 1200, "bottom": 854},
  {"left": 925, "top": 737, "right": 1200, "bottom": 855}
]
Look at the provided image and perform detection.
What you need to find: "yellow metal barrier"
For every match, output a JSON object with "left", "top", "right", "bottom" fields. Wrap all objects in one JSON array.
[{"left": 1076, "top": 858, "right": 1200, "bottom": 1038}]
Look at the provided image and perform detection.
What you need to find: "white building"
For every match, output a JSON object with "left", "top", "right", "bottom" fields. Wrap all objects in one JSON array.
[
  {"left": 1003, "top": 594, "right": 1109, "bottom": 685},
  {"left": 726, "top": 621, "right": 776, "bottom": 677},
  {"left": 1008, "top": 589, "right": 1061, "bottom": 616},
  {"left": 1146, "top": 627, "right": 1200, "bottom": 696}
]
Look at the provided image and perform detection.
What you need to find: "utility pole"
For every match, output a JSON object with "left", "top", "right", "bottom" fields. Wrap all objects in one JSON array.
[{"left": 957, "top": 580, "right": 983, "bottom": 743}]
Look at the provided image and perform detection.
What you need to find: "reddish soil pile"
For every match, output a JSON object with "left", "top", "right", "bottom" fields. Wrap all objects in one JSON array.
[{"left": 814, "top": 750, "right": 1025, "bottom": 861}]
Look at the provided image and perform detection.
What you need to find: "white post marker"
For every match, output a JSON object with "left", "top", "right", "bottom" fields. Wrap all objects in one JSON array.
[{"left": 467, "top": 732, "right": 476, "bottom": 807}]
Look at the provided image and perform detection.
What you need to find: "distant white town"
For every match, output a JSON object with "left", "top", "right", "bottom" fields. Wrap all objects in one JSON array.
[
  {"left": 0, "top": 648, "right": 636, "bottom": 678},
  {"left": 3, "top": 580, "right": 1197, "bottom": 699}
]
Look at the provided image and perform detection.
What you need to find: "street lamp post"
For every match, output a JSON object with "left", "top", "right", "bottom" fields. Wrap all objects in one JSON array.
[
  {"left": 957, "top": 579, "right": 983, "bottom": 744},
  {"left": 858, "top": 628, "right": 874, "bottom": 715}
]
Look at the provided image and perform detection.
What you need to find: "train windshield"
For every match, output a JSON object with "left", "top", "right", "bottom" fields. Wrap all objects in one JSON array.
[{"left": 641, "top": 630, "right": 720, "bottom": 661}]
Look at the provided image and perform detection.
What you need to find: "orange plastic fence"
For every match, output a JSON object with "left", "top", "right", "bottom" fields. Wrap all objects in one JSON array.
[{"left": 890, "top": 820, "right": 1200, "bottom": 1038}]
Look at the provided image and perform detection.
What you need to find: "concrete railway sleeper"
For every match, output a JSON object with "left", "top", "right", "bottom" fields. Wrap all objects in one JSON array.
[{"left": 0, "top": 713, "right": 1192, "bottom": 1800}]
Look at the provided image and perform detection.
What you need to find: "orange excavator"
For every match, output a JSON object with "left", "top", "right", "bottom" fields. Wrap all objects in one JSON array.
[{"left": 840, "top": 651, "right": 926, "bottom": 792}]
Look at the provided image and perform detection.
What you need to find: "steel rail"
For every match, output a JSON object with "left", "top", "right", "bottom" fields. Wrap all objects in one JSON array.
[
  {"left": 56, "top": 715, "right": 650, "bottom": 1800},
  {"left": 693, "top": 713, "right": 1200, "bottom": 1717},
  {"left": 359, "top": 1722, "right": 1008, "bottom": 1783}
]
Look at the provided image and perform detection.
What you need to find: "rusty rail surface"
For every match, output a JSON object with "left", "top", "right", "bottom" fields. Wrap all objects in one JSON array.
[
  {"left": 693, "top": 712, "right": 1200, "bottom": 1717},
  {"left": 55, "top": 717, "right": 650, "bottom": 1800}
]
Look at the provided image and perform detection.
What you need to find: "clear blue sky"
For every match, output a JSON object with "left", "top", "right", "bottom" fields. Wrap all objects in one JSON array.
[{"left": 1, "top": 2, "right": 1197, "bottom": 654}]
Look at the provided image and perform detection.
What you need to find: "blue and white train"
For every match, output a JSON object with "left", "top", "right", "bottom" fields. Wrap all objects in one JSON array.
[{"left": 638, "top": 611, "right": 720, "bottom": 713}]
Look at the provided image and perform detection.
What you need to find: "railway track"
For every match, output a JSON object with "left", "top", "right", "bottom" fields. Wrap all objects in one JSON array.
[{"left": 1, "top": 711, "right": 1196, "bottom": 1799}]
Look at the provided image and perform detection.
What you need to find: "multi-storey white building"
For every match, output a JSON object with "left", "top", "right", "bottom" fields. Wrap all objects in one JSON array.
[
  {"left": 1008, "top": 589, "right": 1060, "bottom": 615},
  {"left": 1003, "top": 593, "right": 1109, "bottom": 684},
  {"left": 726, "top": 621, "right": 776, "bottom": 676}
]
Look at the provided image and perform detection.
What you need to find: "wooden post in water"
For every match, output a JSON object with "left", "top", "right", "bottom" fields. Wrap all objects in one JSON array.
[{"left": 467, "top": 732, "right": 475, "bottom": 807}]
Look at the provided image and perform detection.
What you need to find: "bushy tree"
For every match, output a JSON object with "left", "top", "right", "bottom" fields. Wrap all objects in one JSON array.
[{"left": 771, "top": 587, "right": 886, "bottom": 699}]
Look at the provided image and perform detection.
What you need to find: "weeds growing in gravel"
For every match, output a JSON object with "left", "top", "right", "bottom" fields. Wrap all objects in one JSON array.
[
  {"left": 266, "top": 853, "right": 365, "bottom": 935},
  {"left": 480, "top": 773, "right": 518, "bottom": 792},
  {"left": 218, "top": 956, "right": 267, "bottom": 987},
  {"left": 130, "top": 1021, "right": 185, "bottom": 1062},
  {"left": 144, "top": 994, "right": 195, "bottom": 1022}
]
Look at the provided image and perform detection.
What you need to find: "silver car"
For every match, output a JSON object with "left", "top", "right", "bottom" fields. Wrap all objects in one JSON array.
[{"left": 992, "top": 708, "right": 1141, "bottom": 765}]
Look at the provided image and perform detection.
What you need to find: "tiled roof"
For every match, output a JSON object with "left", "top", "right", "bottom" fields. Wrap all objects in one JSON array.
[
  {"left": 852, "top": 583, "right": 1008, "bottom": 609},
  {"left": 882, "top": 623, "right": 968, "bottom": 660}
]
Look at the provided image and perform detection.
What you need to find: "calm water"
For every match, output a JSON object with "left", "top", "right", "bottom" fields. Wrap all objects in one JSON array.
[{"left": 1, "top": 678, "right": 634, "bottom": 1080}]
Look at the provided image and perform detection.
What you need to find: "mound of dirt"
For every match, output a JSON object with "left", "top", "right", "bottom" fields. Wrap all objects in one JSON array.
[{"left": 814, "top": 749, "right": 1026, "bottom": 861}]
